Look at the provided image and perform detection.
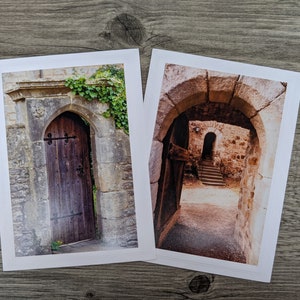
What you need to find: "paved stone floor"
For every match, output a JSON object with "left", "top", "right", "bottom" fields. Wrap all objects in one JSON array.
[{"left": 160, "top": 179, "right": 246, "bottom": 263}]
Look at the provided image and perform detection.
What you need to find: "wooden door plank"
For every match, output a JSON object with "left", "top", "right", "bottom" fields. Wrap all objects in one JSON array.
[{"left": 45, "top": 112, "right": 94, "bottom": 244}]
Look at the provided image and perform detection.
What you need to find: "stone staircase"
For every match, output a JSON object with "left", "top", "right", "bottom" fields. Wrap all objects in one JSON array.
[{"left": 198, "top": 159, "right": 225, "bottom": 186}]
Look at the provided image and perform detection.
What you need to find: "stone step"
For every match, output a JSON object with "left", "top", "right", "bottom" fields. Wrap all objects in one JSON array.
[
  {"left": 200, "top": 174, "right": 224, "bottom": 180},
  {"left": 197, "top": 160, "right": 225, "bottom": 186},
  {"left": 200, "top": 173, "right": 224, "bottom": 180},
  {"left": 200, "top": 167, "right": 222, "bottom": 174},
  {"left": 201, "top": 180, "right": 226, "bottom": 186},
  {"left": 201, "top": 178, "right": 226, "bottom": 186}
]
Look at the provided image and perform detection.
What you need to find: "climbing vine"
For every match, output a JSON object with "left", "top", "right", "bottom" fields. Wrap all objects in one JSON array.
[{"left": 65, "top": 65, "right": 129, "bottom": 134}]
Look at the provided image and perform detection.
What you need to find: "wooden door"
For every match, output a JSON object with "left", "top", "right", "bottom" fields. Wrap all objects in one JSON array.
[
  {"left": 154, "top": 113, "right": 189, "bottom": 238},
  {"left": 44, "top": 112, "right": 95, "bottom": 244}
]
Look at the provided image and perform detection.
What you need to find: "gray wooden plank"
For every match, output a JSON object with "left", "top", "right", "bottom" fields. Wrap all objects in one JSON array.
[{"left": 0, "top": 0, "right": 300, "bottom": 298}]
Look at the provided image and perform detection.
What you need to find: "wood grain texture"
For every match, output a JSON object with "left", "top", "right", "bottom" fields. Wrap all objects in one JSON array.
[{"left": 0, "top": 0, "right": 300, "bottom": 298}]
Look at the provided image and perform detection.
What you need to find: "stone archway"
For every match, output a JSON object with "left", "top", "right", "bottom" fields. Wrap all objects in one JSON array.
[
  {"left": 149, "top": 64, "right": 286, "bottom": 264},
  {"left": 5, "top": 79, "right": 137, "bottom": 256}
]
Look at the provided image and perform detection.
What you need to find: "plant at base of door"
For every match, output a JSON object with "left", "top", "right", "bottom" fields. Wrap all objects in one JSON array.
[
  {"left": 65, "top": 65, "right": 128, "bottom": 134},
  {"left": 51, "top": 240, "right": 63, "bottom": 253}
]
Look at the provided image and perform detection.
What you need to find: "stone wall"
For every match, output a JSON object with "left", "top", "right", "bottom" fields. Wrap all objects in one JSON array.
[
  {"left": 150, "top": 64, "right": 286, "bottom": 264},
  {"left": 234, "top": 133, "right": 261, "bottom": 262},
  {"left": 2, "top": 66, "right": 137, "bottom": 256},
  {"left": 188, "top": 120, "right": 250, "bottom": 179}
]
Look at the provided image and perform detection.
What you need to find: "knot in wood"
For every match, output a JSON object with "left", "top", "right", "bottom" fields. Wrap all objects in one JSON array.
[
  {"left": 110, "top": 13, "right": 146, "bottom": 45},
  {"left": 85, "top": 290, "right": 95, "bottom": 298},
  {"left": 189, "top": 275, "right": 211, "bottom": 293}
]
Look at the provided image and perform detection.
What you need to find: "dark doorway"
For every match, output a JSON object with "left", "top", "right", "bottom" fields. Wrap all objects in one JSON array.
[
  {"left": 201, "top": 132, "right": 216, "bottom": 160},
  {"left": 44, "top": 112, "right": 95, "bottom": 244}
]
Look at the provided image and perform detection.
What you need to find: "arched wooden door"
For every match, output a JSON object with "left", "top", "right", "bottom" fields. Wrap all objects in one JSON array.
[
  {"left": 154, "top": 113, "right": 189, "bottom": 243},
  {"left": 44, "top": 112, "right": 95, "bottom": 244}
]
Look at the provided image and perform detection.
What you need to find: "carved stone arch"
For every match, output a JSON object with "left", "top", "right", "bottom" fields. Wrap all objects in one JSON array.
[
  {"left": 150, "top": 66, "right": 286, "bottom": 264},
  {"left": 41, "top": 101, "right": 112, "bottom": 138}
]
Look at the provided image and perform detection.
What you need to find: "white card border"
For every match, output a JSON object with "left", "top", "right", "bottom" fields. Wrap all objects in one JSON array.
[
  {"left": 144, "top": 49, "right": 300, "bottom": 282},
  {"left": 0, "top": 49, "right": 155, "bottom": 271}
]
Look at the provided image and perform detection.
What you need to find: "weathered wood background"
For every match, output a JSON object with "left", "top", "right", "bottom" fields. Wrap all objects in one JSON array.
[{"left": 0, "top": 1, "right": 299, "bottom": 299}]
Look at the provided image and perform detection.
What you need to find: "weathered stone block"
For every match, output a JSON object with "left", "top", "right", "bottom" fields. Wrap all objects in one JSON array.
[
  {"left": 167, "top": 76, "right": 207, "bottom": 107},
  {"left": 31, "top": 142, "right": 46, "bottom": 170},
  {"left": 232, "top": 76, "right": 285, "bottom": 118},
  {"left": 251, "top": 94, "right": 285, "bottom": 178},
  {"left": 160, "top": 64, "right": 207, "bottom": 96},
  {"left": 12, "top": 204, "right": 25, "bottom": 223},
  {"left": 97, "top": 163, "right": 120, "bottom": 192},
  {"left": 253, "top": 177, "right": 272, "bottom": 209},
  {"left": 208, "top": 71, "right": 239, "bottom": 103},
  {"left": 99, "top": 191, "right": 132, "bottom": 219},
  {"left": 96, "top": 131, "right": 131, "bottom": 164},
  {"left": 26, "top": 97, "right": 70, "bottom": 142},
  {"left": 97, "top": 161, "right": 133, "bottom": 192},
  {"left": 14, "top": 229, "right": 41, "bottom": 257},
  {"left": 153, "top": 94, "right": 177, "bottom": 141},
  {"left": 230, "top": 96, "right": 257, "bottom": 119},
  {"left": 121, "top": 164, "right": 133, "bottom": 180},
  {"left": 239, "top": 76, "right": 285, "bottom": 102},
  {"left": 150, "top": 182, "right": 159, "bottom": 212},
  {"left": 7, "top": 126, "right": 30, "bottom": 168},
  {"left": 71, "top": 94, "right": 109, "bottom": 115},
  {"left": 149, "top": 141, "right": 163, "bottom": 184}
]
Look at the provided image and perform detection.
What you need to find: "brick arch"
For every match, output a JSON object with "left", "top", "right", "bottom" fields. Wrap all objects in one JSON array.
[{"left": 150, "top": 66, "right": 286, "bottom": 264}]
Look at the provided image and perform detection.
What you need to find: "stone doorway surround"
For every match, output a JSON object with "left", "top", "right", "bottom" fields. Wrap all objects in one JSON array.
[
  {"left": 149, "top": 64, "right": 286, "bottom": 265},
  {"left": 188, "top": 120, "right": 250, "bottom": 179},
  {"left": 201, "top": 131, "right": 216, "bottom": 160},
  {"left": 4, "top": 78, "right": 137, "bottom": 256}
]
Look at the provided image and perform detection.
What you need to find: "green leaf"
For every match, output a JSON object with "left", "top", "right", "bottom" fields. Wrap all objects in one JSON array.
[{"left": 65, "top": 65, "right": 128, "bottom": 134}]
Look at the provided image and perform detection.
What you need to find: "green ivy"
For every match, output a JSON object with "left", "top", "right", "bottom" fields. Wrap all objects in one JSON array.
[{"left": 65, "top": 65, "right": 129, "bottom": 134}]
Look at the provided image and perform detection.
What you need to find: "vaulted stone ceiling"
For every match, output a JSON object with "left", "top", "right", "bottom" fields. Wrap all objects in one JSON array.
[{"left": 184, "top": 102, "right": 255, "bottom": 131}]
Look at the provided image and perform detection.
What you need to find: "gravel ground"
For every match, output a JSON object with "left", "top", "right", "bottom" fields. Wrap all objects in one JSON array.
[{"left": 160, "top": 179, "right": 246, "bottom": 263}]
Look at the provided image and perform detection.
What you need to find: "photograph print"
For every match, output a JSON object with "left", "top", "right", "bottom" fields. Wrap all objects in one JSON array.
[
  {"left": 145, "top": 49, "right": 300, "bottom": 282},
  {"left": 0, "top": 50, "right": 155, "bottom": 270}
]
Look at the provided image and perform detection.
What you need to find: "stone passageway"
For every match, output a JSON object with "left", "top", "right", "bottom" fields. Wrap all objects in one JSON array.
[{"left": 160, "top": 180, "right": 246, "bottom": 263}]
